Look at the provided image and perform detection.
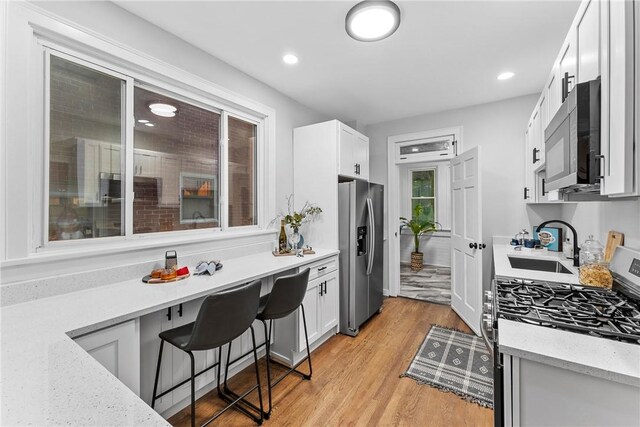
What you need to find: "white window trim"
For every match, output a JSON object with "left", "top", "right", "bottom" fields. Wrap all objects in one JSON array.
[
  {"left": 18, "top": 4, "right": 276, "bottom": 258},
  {"left": 408, "top": 167, "right": 437, "bottom": 222}
]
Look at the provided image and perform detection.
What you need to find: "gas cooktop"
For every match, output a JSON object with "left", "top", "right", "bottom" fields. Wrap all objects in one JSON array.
[{"left": 494, "top": 278, "right": 640, "bottom": 345}]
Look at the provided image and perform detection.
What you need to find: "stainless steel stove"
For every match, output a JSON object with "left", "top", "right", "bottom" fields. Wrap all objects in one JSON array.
[{"left": 483, "top": 246, "right": 640, "bottom": 427}]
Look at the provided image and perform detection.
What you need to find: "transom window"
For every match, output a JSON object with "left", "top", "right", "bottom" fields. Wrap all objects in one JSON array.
[
  {"left": 47, "top": 52, "right": 259, "bottom": 243},
  {"left": 410, "top": 169, "right": 436, "bottom": 223}
]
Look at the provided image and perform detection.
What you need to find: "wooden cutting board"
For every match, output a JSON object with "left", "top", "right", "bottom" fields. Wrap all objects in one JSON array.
[{"left": 604, "top": 231, "right": 624, "bottom": 262}]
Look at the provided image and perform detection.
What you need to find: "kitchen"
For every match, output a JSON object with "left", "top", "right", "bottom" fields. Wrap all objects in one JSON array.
[{"left": 1, "top": 1, "right": 639, "bottom": 426}]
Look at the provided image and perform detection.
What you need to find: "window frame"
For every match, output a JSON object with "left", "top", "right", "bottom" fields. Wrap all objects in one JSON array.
[
  {"left": 38, "top": 40, "right": 270, "bottom": 252},
  {"left": 408, "top": 167, "right": 437, "bottom": 223}
]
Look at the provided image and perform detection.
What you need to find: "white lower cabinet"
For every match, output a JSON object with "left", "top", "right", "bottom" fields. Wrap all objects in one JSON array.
[
  {"left": 272, "top": 256, "right": 339, "bottom": 367},
  {"left": 503, "top": 354, "right": 640, "bottom": 426},
  {"left": 74, "top": 319, "right": 140, "bottom": 396}
]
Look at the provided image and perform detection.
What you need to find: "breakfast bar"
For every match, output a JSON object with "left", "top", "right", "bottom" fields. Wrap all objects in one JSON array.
[{"left": 0, "top": 249, "right": 339, "bottom": 426}]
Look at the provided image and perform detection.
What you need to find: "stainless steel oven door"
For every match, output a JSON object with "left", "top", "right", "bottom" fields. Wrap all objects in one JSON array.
[{"left": 545, "top": 103, "right": 577, "bottom": 191}]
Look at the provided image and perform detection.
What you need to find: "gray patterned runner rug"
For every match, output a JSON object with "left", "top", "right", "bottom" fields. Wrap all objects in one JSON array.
[{"left": 400, "top": 325, "right": 493, "bottom": 408}]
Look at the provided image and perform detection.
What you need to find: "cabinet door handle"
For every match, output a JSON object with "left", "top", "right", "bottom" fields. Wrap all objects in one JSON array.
[
  {"left": 532, "top": 148, "right": 539, "bottom": 164},
  {"left": 324, "top": 281, "right": 327, "bottom": 294},
  {"left": 595, "top": 154, "right": 605, "bottom": 180},
  {"left": 478, "top": 243, "right": 486, "bottom": 250},
  {"left": 318, "top": 266, "right": 327, "bottom": 272},
  {"left": 542, "top": 178, "right": 547, "bottom": 196},
  {"left": 166, "top": 307, "right": 172, "bottom": 321},
  {"left": 354, "top": 163, "right": 358, "bottom": 174},
  {"left": 177, "top": 303, "right": 183, "bottom": 317},
  {"left": 319, "top": 282, "right": 324, "bottom": 296},
  {"left": 469, "top": 242, "right": 478, "bottom": 249},
  {"left": 523, "top": 187, "right": 529, "bottom": 200}
]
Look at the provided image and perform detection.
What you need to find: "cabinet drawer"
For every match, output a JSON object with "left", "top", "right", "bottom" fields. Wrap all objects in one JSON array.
[{"left": 305, "top": 257, "right": 337, "bottom": 281}]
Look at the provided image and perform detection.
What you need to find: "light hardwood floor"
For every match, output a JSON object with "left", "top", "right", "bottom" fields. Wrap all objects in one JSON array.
[{"left": 168, "top": 297, "right": 494, "bottom": 427}]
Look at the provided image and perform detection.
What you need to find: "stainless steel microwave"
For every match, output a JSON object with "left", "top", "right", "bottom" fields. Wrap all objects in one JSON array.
[{"left": 544, "top": 78, "right": 601, "bottom": 192}]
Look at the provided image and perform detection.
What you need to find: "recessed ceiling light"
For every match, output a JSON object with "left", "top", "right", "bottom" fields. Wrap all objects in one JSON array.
[
  {"left": 138, "top": 119, "right": 149, "bottom": 123},
  {"left": 346, "top": 1, "right": 401, "bottom": 42},
  {"left": 149, "top": 103, "right": 177, "bottom": 117},
  {"left": 497, "top": 72, "right": 515, "bottom": 81},
  {"left": 411, "top": 148, "right": 419, "bottom": 152},
  {"left": 144, "top": 123, "right": 155, "bottom": 127},
  {"left": 283, "top": 54, "right": 299, "bottom": 65}
]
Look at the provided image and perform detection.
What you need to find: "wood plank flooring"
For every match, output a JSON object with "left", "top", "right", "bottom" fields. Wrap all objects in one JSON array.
[{"left": 168, "top": 297, "right": 493, "bottom": 427}]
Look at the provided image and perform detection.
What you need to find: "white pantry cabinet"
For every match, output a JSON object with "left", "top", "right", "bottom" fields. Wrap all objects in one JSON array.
[
  {"left": 503, "top": 355, "right": 640, "bottom": 426},
  {"left": 271, "top": 256, "right": 339, "bottom": 367},
  {"left": 293, "top": 120, "right": 371, "bottom": 249},
  {"left": 74, "top": 319, "right": 140, "bottom": 396}
]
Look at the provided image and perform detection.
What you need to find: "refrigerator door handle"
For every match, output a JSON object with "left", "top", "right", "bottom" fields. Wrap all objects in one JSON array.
[{"left": 366, "top": 197, "right": 375, "bottom": 276}]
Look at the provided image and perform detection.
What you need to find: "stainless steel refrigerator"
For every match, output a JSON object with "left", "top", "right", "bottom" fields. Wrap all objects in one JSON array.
[{"left": 338, "top": 180, "right": 384, "bottom": 336}]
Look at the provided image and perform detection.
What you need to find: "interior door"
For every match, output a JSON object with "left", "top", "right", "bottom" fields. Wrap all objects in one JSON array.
[{"left": 450, "top": 146, "right": 482, "bottom": 335}]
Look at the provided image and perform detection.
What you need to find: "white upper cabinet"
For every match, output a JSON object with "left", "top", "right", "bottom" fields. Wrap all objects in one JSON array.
[
  {"left": 600, "top": 0, "right": 635, "bottom": 196},
  {"left": 576, "top": 0, "right": 600, "bottom": 83},
  {"left": 338, "top": 123, "right": 369, "bottom": 180}
]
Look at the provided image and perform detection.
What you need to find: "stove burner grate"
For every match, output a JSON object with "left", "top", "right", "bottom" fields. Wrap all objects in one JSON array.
[{"left": 495, "top": 279, "right": 640, "bottom": 344}]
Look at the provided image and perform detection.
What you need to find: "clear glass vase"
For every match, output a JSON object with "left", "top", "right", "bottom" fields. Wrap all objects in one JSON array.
[{"left": 289, "top": 228, "right": 301, "bottom": 253}]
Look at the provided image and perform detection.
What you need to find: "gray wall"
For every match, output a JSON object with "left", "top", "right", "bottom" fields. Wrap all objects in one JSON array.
[
  {"left": 559, "top": 200, "right": 640, "bottom": 250},
  {"left": 366, "top": 94, "right": 562, "bottom": 292}
]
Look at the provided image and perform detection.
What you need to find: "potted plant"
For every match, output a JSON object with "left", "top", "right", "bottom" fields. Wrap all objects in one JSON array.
[
  {"left": 400, "top": 204, "right": 440, "bottom": 272},
  {"left": 274, "top": 195, "right": 323, "bottom": 252}
]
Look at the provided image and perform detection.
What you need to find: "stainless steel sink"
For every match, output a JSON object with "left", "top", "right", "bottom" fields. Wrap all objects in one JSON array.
[{"left": 508, "top": 257, "right": 573, "bottom": 274}]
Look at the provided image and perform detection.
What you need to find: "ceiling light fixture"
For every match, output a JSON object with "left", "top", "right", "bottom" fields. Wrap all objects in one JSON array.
[
  {"left": 138, "top": 119, "right": 149, "bottom": 123},
  {"left": 283, "top": 54, "right": 299, "bottom": 65},
  {"left": 497, "top": 71, "right": 515, "bottom": 81},
  {"left": 144, "top": 123, "right": 155, "bottom": 127},
  {"left": 346, "top": 1, "right": 401, "bottom": 42},
  {"left": 149, "top": 103, "right": 177, "bottom": 117}
]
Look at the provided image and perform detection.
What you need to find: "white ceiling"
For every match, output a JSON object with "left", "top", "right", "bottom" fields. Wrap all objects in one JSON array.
[{"left": 115, "top": 1, "right": 581, "bottom": 126}]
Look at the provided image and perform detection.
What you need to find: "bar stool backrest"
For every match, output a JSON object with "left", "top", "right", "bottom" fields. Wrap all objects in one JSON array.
[
  {"left": 184, "top": 280, "right": 262, "bottom": 351},
  {"left": 260, "top": 268, "right": 310, "bottom": 320}
]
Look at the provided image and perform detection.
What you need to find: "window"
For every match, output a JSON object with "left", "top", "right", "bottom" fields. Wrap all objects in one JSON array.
[
  {"left": 228, "top": 116, "right": 257, "bottom": 227},
  {"left": 46, "top": 52, "right": 263, "bottom": 244},
  {"left": 410, "top": 169, "right": 436, "bottom": 223},
  {"left": 133, "top": 86, "right": 221, "bottom": 233},
  {"left": 48, "top": 55, "right": 125, "bottom": 241}
]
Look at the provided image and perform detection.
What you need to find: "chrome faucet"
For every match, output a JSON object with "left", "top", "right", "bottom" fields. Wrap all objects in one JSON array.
[{"left": 536, "top": 220, "right": 579, "bottom": 267}]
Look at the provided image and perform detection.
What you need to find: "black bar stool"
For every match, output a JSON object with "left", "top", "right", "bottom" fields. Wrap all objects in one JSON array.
[
  {"left": 151, "top": 280, "right": 264, "bottom": 427},
  {"left": 257, "top": 268, "right": 312, "bottom": 418}
]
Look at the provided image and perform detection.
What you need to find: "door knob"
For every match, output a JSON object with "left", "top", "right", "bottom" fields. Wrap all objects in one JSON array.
[
  {"left": 478, "top": 243, "right": 486, "bottom": 250},
  {"left": 469, "top": 242, "right": 478, "bottom": 249}
]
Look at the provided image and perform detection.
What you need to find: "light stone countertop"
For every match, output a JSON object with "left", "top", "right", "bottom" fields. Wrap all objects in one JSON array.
[
  {"left": 493, "top": 242, "right": 580, "bottom": 284},
  {"left": 492, "top": 242, "right": 640, "bottom": 387},
  {"left": 0, "top": 248, "right": 339, "bottom": 426}
]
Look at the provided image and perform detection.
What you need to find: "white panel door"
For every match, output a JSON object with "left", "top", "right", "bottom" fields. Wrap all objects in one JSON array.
[
  {"left": 74, "top": 319, "right": 140, "bottom": 395},
  {"left": 339, "top": 125, "right": 356, "bottom": 178},
  {"left": 297, "top": 278, "right": 320, "bottom": 351},
  {"left": 319, "top": 271, "right": 339, "bottom": 334},
  {"left": 450, "top": 147, "right": 483, "bottom": 335}
]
